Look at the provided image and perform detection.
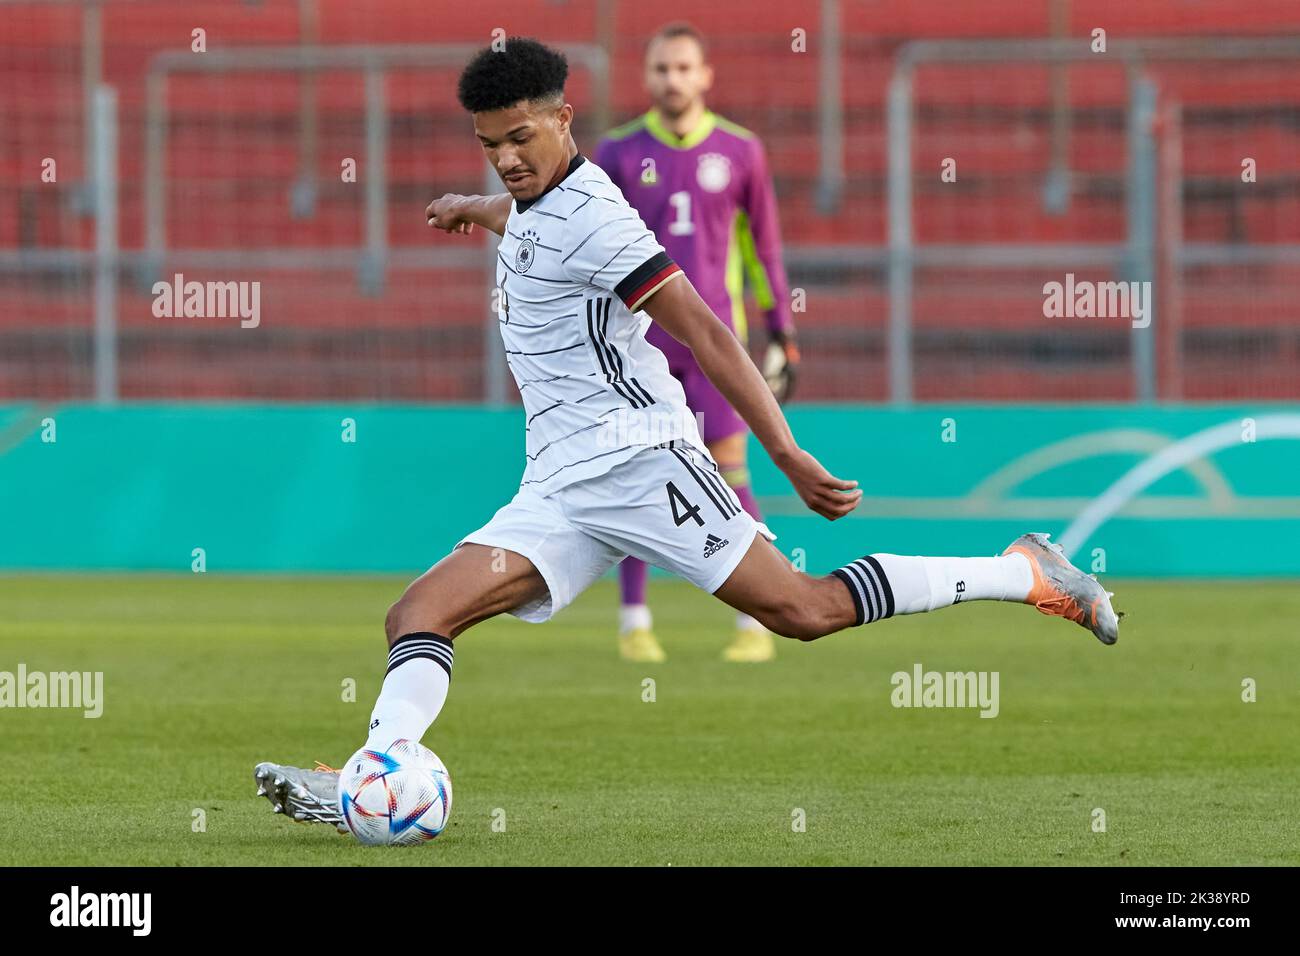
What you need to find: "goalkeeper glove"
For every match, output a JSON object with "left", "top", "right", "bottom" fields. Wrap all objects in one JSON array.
[{"left": 761, "top": 329, "right": 800, "bottom": 404}]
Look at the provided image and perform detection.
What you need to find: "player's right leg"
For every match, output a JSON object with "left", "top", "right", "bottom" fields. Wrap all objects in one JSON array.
[
  {"left": 254, "top": 484, "right": 624, "bottom": 831},
  {"left": 383, "top": 543, "right": 550, "bottom": 641},
  {"left": 254, "top": 542, "right": 548, "bottom": 829},
  {"left": 363, "top": 542, "right": 551, "bottom": 750}
]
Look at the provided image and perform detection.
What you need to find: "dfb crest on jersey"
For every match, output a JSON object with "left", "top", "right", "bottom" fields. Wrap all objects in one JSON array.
[
  {"left": 696, "top": 153, "right": 732, "bottom": 193},
  {"left": 515, "top": 230, "right": 539, "bottom": 273}
]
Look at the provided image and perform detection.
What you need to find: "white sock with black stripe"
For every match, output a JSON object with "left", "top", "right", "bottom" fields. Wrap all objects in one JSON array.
[
  {"left": 365, "top": 632, "right": 454, "bottom": 751},
  {"left": 831, "top": 555, "right": 896, "bottom": 625},
  {"left": 832, "top": 553, "right": 1034, "bottom": 625}
]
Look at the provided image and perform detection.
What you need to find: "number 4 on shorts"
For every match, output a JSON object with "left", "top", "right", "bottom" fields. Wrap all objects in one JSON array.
[{"left": 666, "top": 481, "right": 704, "bottom": 527}]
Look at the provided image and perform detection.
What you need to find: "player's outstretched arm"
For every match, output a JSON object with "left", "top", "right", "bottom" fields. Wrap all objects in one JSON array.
[
  {"left": 641, "top": 275, "right": 861, "bottom": 521},
  {"left": 425, "top": 192, "right": 512, "bottom": 237}
]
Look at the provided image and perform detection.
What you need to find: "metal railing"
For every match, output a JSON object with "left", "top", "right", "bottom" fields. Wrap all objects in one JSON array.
[
  {"left": 886, "top": 37, "right": 1300, "bottom": 405},
  {"left": 137, "top": 43, "right": 610, "bottom": 405},
  {"left": 5, "top": 17, "right": 1299, "bottom": 405}
]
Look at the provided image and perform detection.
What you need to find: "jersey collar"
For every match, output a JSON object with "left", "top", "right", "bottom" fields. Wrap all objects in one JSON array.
[
  {"left": 514, "top": 152, "right": 586, "bottom": 213},
  {"left": 643, "top": 108, "right": 717, "bottom": 150}
]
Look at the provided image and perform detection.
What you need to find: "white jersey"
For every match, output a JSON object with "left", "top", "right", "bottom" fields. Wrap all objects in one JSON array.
[{"left": 496, "top": 153, "right": 705, "bottom": 496}]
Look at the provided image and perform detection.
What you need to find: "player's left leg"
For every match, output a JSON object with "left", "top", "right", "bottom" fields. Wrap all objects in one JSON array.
[
  {"left": 563, "top": 443, "right": 1120, "bottom": 651},
  {"left": 565, "top": 442, "right": 1116, "bottom": 651},
  {"left": 713, "top": 532, "right": 1119, "bottom": 645}
]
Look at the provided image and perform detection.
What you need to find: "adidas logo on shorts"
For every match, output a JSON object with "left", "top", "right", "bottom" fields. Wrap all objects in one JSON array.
[{"left": 702, "top": 533, "right": 730, "bottom": 558}]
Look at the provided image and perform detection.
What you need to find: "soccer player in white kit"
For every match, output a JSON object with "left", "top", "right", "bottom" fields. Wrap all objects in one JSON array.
[{"left": 254, "top": 38, "right": 1119, "bottom": 830}]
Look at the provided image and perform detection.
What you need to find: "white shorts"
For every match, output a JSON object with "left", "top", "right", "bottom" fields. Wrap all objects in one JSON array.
[{"left": 455, "top": 443, "right": 776, "bottom": 622}]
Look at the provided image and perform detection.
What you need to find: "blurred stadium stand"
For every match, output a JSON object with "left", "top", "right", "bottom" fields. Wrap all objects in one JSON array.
[{"left": 1, "top": 0, "right": 1298, "bottom": 401}]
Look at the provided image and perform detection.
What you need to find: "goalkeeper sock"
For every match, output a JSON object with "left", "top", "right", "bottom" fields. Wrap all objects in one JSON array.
[
  {"left": 619, "top": 556, "right": 649, "bottom": 609},
  {"left": 833, "top": 553, "right": 1034, "bottom": 626},
  {"left": 720, "top": 465, "right": 762, "bottom": 521},
  {"left": 365, "top": 632, "right": 453, "bottom": 751}
]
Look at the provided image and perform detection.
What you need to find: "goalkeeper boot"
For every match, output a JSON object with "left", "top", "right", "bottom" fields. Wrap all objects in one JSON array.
[
  {"left": 723, "top": 621, "right": 776, "bottom": 662},
  {"left": 619, "top": 627, "right": 667, "bottom": 663}
]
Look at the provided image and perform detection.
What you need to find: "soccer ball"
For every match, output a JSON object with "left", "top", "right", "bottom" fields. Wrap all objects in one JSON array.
[{"left": 339, "top": 739, "right": 453, "bottom": 846}]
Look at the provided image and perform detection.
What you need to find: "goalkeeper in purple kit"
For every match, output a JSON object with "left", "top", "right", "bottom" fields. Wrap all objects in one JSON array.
[{"left": 594, "top": 22, "right": 799, "bottom": 662}]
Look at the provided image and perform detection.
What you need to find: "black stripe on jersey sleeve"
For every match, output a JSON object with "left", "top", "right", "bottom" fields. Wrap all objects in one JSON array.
[{"left": 614, "top": 251, "right": 677, "bottom": 305}]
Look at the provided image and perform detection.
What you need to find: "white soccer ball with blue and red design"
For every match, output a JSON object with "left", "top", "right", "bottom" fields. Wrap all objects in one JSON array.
[{"left": 339, "top": 739, "right": 452, "bottom": 846}]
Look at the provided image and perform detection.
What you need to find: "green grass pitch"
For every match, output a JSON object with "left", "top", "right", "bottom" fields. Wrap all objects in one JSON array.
[{"left": 1, "top": 574, "right": 1297, "bottom": 866}]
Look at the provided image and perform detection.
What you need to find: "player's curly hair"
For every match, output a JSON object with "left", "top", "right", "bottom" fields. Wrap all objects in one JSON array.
[{"left": 456, "top": 37, "right": 568, "bottom": 113}]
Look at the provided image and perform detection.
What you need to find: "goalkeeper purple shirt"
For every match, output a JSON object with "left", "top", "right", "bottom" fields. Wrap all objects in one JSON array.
[{"left": 593, "top": 109, "right": 793, "bottom": 352}]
